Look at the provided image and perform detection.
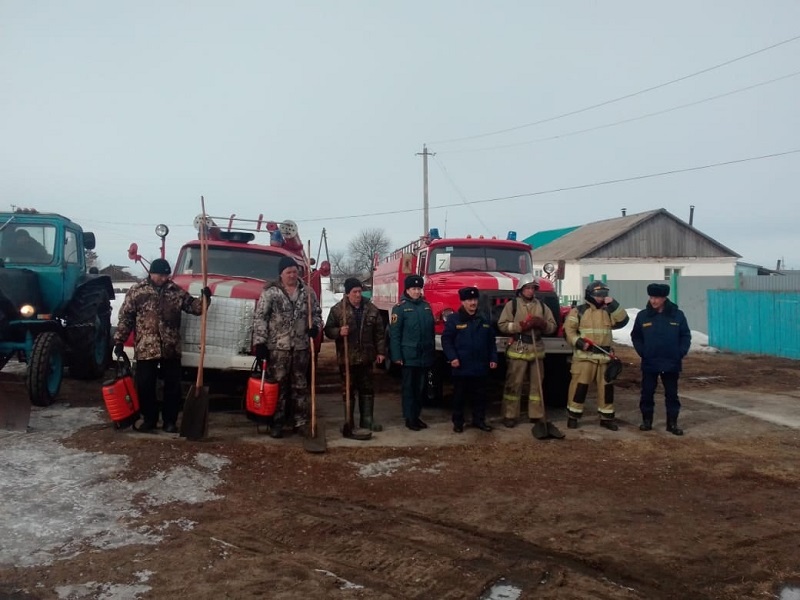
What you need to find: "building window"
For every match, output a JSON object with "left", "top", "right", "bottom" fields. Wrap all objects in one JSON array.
[{"left": 664, "top": 267, "right": 681, "bottom": 280}]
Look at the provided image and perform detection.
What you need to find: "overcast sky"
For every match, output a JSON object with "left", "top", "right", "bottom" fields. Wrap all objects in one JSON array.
[{"left": 2, "top": 1, "right": 798, "bottom": 271}]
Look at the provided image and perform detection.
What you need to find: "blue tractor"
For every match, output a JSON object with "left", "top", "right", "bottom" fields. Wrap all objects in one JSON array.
[{"left": 0, "top": 210, "right": 115, "bottom": 405}]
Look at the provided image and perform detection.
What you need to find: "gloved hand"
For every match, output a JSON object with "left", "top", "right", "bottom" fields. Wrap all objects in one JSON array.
[
  {"left": 576, "top": 337, "right": 594, "bottom": 351},
  {"left": 530, "top": 316, "right": 548, "bottom": 330},
  {"left": 201, "top": 286, "right": 212, "bottom": 303},
  {"left": 255, "top": 344, "right": 268, "bottom": 362},
  {"left": 519, "top": 317, "right": 535, "bottom": 332},
  {"left": 114, "top": 343, "right": 125, "bottom": 358},
  {"left": 308, "top": 325, "right": 320, "bottom": 338}
]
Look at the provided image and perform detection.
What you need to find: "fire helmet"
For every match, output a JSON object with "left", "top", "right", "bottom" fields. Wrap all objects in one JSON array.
[
  {"left": 516, "top": 274, "right": 539, "bottom": 294},
  {"left": 585, "top": 280, "right": 609, "bottom": 302}
]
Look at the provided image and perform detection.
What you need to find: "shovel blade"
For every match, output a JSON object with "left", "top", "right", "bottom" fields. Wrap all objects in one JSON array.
[
  {"left": 303, "top": 419, "right": 327, "bottom": 453},
  {"left": 180, "top": 384, "right": 209, "bottom": 440},
  {"left": 0, "top": 387, "right": 31, "bottom": 431}
]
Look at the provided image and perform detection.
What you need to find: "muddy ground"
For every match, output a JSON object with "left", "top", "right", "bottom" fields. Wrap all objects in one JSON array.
[{"left": 1, "top": 344, "right": 800, "bottom": 599}]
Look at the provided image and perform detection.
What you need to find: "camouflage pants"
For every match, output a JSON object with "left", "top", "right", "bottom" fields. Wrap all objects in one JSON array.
[{"left": 268, "top": 349, "right": 310, "bottom": 427}]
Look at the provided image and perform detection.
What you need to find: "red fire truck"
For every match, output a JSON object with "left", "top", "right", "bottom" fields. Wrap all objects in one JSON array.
[
  {"left": 124, "top": 214, "right": 329, "bottom": 385},
  {"left": 372, "top": 229, "right": 571, "bottom": 406}
]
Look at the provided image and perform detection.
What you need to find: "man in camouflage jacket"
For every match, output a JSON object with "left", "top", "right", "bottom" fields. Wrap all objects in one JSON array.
[
  {"left": 113, "top": 258, "right": 211, "bottom": 433},
  {"left": 252, "top": 256, "right": 323, "bottom": 438},
  {"left": 324, "top": 277, "right": 386, "bottom": 434}
]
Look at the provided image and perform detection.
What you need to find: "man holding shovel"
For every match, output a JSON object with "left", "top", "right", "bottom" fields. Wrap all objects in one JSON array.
[
  {"left": 324, "top": 277, "right": 385, "bottom": 439},
  {"left": 253, "top": 256, "right": 322, "bottom": 439},
  {"left": 497, "top": 275, "right": 563, "bottom": 439},
  {"left": 114, "top": 258, "right": 211, "bottom": 433}
]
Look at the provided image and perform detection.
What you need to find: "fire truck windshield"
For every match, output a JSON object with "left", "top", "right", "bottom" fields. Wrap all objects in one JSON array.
[
  {"left": 175, "top": 246, "right": 303, "bottom": 280},
  {"left": 427, "top": 245, "right": 531, "bottom": 274}
]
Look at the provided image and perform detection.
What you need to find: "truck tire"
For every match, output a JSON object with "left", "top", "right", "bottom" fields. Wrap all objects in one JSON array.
[
  {"left": 28, "top": 331, "right": 64, "bottom": 406},
  {"left": 67, "top": 285, "right": 112, "bottom": 379}
]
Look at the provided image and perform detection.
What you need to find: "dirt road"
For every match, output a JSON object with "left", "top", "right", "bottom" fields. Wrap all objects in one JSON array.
[{"left": 1, "top": 345, "right": 799, "bottom": 599}]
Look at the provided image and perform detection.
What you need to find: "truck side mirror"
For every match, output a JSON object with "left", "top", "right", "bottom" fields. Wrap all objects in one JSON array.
[{"left": 83, "top": 232, "right": 96, "bottom": 250}]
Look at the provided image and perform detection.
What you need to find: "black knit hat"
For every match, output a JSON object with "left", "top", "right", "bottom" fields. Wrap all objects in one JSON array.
[
  {"left": 278, "top": 256, "right": 297, "bottom": 275},
  {"left": 149, "top": 258, "right": 171, "bottom": 275},
  {"left": 344, "top": 277, "right": 363, "bottom": 294},
  {"left": 404, "top": 275, "right": 424, "bottom": 290},
  {"left": 647, "top": 283, "right": 670, "bottom": 298},
  {"left": 458, "top": 286, "right": 479, "bottom": 301}
]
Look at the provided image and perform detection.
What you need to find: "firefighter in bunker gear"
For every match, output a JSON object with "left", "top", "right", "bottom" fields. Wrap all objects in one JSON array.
[
  {"left": 324, "top": 277, "right": 386, "bottom": 434},
  {"left": 389, "top": 274, "right": 435, "bottom": 431},
  {"left": 252, "top": 256, "right": 323, "bottom": 438},
  {"left": 497, "top": 275, "right": 562, "bottom": 438},
  {"left": 564, "top": 280, "right": 629, "bottom": 430},
  {"left": 114, "top": 258, "right": 211, "bottom": 433}
]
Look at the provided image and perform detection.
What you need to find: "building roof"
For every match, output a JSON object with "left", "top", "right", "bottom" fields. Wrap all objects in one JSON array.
[
  {"left": 522, "top": 226, "right": 579, "bottom": 249},
  {"left": 531, "top": 208, "right": 740, "bottom": 261}
]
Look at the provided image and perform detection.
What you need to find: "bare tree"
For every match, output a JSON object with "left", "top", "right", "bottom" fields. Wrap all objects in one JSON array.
[
  {"left": 347, "top": 228, "right": 391, "bottom": 281},
  {"left": 329, "top": 250, "right": 360, "bottom": 292}
]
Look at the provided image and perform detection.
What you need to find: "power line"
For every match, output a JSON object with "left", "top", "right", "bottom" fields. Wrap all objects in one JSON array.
[
  {"left": 438, "top": 70, "right": 800, "bottom": 155},
  {"left": 432, "top": 156, "right": 490, "bottom": 233},
  {"left": 429, "top": 33, "right": 800, "bottom": 145},
  {"left": 298, "top": 148, "right": 800, "bottom": 223}
]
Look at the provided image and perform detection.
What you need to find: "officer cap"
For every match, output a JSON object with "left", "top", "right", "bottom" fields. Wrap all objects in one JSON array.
[
  {"left": 458, "top": 286, "right": 480, "bottom": 301},
  {"left": 404, "top": 275, "right": 424, "bottom": 290},
  {"left": 647, "top": 283, "right": 670, "bottom": 297}
]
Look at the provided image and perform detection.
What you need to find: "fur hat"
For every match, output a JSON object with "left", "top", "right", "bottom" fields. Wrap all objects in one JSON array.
[
  {"left": 404, "top": 275, "right": 424, "bottom": 290},
  {"left": 458, "top": 286, "right": 479, "bottom": 301},
  {"left": 149, "top": 258, "right": 171, "bottom": 275},
  {"left": 647, "top": 283, "right": 670, "bottom": 298},
  {"left": 278, "top": 256, "right": 297, "bottom": 275},
  {"left": 344, "top": 277, "right": 363, "bottom": 294}
]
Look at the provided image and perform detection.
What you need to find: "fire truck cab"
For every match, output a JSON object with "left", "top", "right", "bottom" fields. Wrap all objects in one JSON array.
[{"left": 372, "top": 229, "right": 571, "bottom": 406}]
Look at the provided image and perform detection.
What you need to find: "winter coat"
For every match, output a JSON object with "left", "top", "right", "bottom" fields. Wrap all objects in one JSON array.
[
  {"left": 564, "top": 299, "right": 629, "bottom": 363},
  {"left": 631, "top": 299, "right": 691, "bottom": 373},
  {"left": 253, "top": 280, "right": 322, "bottom": 351},
  {"left": 114, "top": 278, "right": 203, "bottom": 361},
  {"left": 441, "top": 307, "right": 498, "bottom": 377},
  {"left": 324, "top": 298, "right": 386, "bottom": 366},
  {"left": 497, "top": 296, "right": 557, "bottom": 359},
  {"left": 389, "top": 294, "right": 435, "bottom": 368}
]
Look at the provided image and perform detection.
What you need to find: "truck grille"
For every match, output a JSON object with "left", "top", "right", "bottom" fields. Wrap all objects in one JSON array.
[{"left": 181, "top": 296, "right": 255, "bottom": 356}]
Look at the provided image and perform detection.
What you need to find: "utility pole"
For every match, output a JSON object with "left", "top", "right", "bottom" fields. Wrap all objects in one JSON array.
[{"left": 416, "top": 144, "right": 435, "bottom": 236}]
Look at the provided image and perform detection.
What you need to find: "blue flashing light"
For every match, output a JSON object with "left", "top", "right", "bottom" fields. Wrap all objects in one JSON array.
[
  {"left": 429, "top": 228, "right": 441, "bottom": 240},
  {"left": 270, "top": 229, "right": 285, "bottom": 247},
  {"left": 507, "top": 230, "right": 517, "bottom": 241}
]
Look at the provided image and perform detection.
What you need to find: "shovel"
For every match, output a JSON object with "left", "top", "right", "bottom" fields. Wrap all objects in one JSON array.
[
  {"left": 302, "top": 240, "right": 326, "bottom": 454},
  {"left": 341, "top": 329, "right": 372, "bottom": 441},
  {"left": 583, "top": 339, "right": 623, "bottom": 383},
  {"left": 0, "top": 379, "right": 30, "bottom": 432},
  {"left": 180, "top": 196, "right": 210, "bottom": 441}
]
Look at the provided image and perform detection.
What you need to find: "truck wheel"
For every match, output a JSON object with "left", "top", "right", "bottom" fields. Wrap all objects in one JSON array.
[
  {"left": 67, "top": 286, "right": 112, "bottom": 379},
  {"left": 28, "top": 332, "right": 64, "bottom": 406}
]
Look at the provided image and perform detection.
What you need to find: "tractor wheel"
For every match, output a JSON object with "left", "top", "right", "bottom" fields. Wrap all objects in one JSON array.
[
  {"left": 28, "top": 331, "right": 65, "bottom": 406},
  {"left": 67, "top": 286, "right": 112, "bottom": 380}
]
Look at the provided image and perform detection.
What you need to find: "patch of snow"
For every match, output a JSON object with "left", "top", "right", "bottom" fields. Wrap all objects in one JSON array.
[
  {"left": 480, "top": 579, "right": 522, "bottom": 600},
  {"left": 0, "top": 404, "right": 229, "bottom": 568},
  {"left": 56, "top": 580, "right": 151, "bottom": 600},
  {"left": 612, "top": 308, "right": 718, "bottom": 353},
  {"left": 352, "top": 457, "right": 419, "bottom": 478},
  {"left": 315, "top": 569, "right": 365, "bottom": 590}
]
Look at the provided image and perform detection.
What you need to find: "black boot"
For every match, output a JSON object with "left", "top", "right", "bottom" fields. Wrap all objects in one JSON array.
[
  {"left": 600, "top": 419, "right": 619, "bottom": 431},
  {"left": 567, "top": 417, "right": 579, "bottom": 429},
  {"left": 666, "top": 417, "right": 684, "bottom": 436},
  {"left": 531, "top": 419, "right": 548, "bottom": 440},
  {"left": 359, "top": 395, "right": 383, "bottom": 432},
  {"left": 639, "top": 414, "right": 653, "bottom": 431}
]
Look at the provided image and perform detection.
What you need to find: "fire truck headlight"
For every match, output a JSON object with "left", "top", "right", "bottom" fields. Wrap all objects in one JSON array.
[
  {"left": 440, "top": 308, "right": 454, "bottom": 322},
  {"left": 543, "top": 262, "right": 556, "bottom": 275},
  {"left": 20, "top": 304, "right": 36, "bottom": 318},
  {"left": 155, "top": 224, "right": 170, "bottom": 239}
]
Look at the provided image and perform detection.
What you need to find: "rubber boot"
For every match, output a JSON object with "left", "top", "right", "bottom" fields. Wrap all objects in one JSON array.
[
  {"left": 600, "top": 419, "right": 619, "bottom": 431},
  {"left": 359, "top": 394, "right": 383, "bottom": 432},
  {"left": 567, "top": 417, "right": 579, "bottom": 429},
  {"left": 666, "top": 417, "right": 684, "bottom": 436},
  {"left": 639, "top": 413, "right": 653, "bottom": 431}
]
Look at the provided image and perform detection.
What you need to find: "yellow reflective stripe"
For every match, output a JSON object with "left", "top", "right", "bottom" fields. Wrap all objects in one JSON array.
[
  {"left": 507, "top": 350, "right": 545, "bottom": 360},
  {"left": 503, "top": 394, "right": 521, "bottom": 402},
  {"left": 574, "top": 350, "right": 609, "bottom": 362},
  {"left": 528, "top": 396, "right": 542, "bottom": 404},
  {"left": 578, "top": 328, "right": 610, "bottom": 336},
  {"left": 598, "top": 407, "right": 615, "bottom": 415}
]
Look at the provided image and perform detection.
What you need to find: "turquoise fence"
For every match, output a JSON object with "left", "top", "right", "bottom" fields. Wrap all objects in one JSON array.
[{"left": 708, "top": 290, "right": 800, "bottom": 359}]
